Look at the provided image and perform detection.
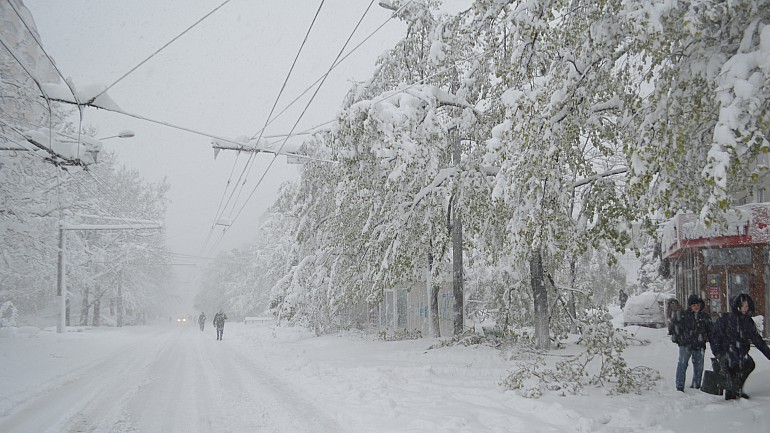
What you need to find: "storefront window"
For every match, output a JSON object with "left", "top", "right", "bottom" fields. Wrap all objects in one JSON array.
[
  {"left": 728, "top": 273, "right": 750, "bottom": 304},
  {"left": 702, "top": 247, "right": 751, "bottom": 266}
]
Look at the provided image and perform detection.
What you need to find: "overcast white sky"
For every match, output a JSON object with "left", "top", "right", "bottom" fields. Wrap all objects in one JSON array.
[{"left": 22, "top": 0, "right": 415, "bottom": 254}]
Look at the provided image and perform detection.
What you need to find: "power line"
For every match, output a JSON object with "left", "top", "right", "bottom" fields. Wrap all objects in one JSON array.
[
  {"left": 256, "top": 0, "right": 413, "bottom": 136},
  {"left": 89, "top": 0, "right": 233, "bottom": 105},
  {"left": 203, "top": 0, "right": 410, "bottom": 228},
  {"left": 209, "top": 0, "right": 329, "bottom": 241},
  {"left": 201, "top": 0, "right": 328, "bottom": 255},
  {"left": 225, "top": 0, "right": 379, "bottom": 232},
  {"left": 6, "top": 0, "right": 92, "bottom": 163},
  {"left": 217, "top": 0, "right": 405, "bottom": 224},
  {"left": 0, "top": 33, "right": 51, "bottom": 104},
  {"left": 7, "top": 0, "right": 81, "bottom": 104}
]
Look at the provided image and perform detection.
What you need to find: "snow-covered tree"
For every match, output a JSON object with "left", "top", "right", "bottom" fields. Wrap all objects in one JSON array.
[
  {"left": 1, "top": 0, "right": 70, "bottom": 318},
  {"left": 625, "top": 0, "right": 770, "bottom": 222}
]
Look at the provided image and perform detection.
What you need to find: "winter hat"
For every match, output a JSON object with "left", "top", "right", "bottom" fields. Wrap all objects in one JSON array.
[{"left": 687, "top": 294, "right": 704, "bottom": 310}]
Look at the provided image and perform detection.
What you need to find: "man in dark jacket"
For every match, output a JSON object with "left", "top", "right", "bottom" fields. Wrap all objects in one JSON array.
[
  {"left": 213, "top": 310, "right": 228, "bottom": 341},
  {"left": 669, "top": 294, "right": 713, "bottom": 391},
  {"left": 710, "top": 293, "right": 770, "bottom": 400},
  {"left": 618, "top": 290, "right": 628, "bottom": 309},
  {"left": 198, "top": 312, "right": 206, "bottom": 331}
]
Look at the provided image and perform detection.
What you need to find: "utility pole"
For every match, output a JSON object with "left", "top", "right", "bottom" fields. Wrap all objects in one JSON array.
[{"left": 56, "top": 221, "right": 67, "bottom": 333}]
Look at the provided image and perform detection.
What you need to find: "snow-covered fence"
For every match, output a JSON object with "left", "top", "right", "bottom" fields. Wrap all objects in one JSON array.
[
  {"left": 377, "top": 281, "right": 454, "bottom": 337},
  {"left": 244, "top": 316, "right": 273, "bottom": 325}
]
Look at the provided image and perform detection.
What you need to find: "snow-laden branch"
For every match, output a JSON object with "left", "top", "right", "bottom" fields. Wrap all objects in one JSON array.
[
  {"left": 572, "top": 168, "right": 628, "bottom": 189},
  {"left": 411, "top": 167, "right": 455, "bottom": 209}
]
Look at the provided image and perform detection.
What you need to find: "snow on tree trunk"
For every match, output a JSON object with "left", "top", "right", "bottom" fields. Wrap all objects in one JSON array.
[
  {"left": 93, "top": 297, "right": 101, "bottom": 327},
  {"left": 568, "top": 260, "right": 578, "bottom": 334},
  {"left": 428, "top": 245, "right": 440, "bottom": 338},
  {"left": 452, "top": 128, "right": 464, "bottom": 336},
  {"left": 117, "top": 275, "right": 123, "bottom": 328},
  {"left": 531, "top": 248, "right": 550, "bottom": 350},
  {"left": 80, "top": 286, "right": 89, "bottom": 326}
]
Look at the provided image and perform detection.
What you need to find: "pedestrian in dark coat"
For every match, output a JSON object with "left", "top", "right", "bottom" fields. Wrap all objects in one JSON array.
[
  {"left": 618, "top": 290, "right": 628, "bottom": 310},
  {"left": 710, "top": 293, "right": 770, "bottom": 400},
  {"left": 669, "top": 294, "right": 712, "bottom": 391},
  {"left": 213, "top": 310, "right": 228, "bottom": 340},
  {"left": 198, "top": 312, "right": 206, "bottom": 331}
]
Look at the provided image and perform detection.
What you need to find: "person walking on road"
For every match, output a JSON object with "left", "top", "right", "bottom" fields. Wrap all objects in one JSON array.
[
  {"left": 198, "top": 312, "right": 206, "bottom": 331},
  {"left": 710, "top": 293, "right": 770, "bottom": 400},
  {"left": 669, "top": 294, "right": 712, "bottom": 391},
  {"left": 213, "top": 310, "right": 228, "bottom": 340},
  {"left": 618, "top": 289, "right": 628, "bottom": 310}
]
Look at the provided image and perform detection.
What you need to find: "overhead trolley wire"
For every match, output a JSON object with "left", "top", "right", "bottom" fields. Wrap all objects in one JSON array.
[
  {"left": 207, "top": 0, "right": 329, "bottom": 246},
  {"left": 223, "top": 0, "right": 379, "bottom": 234},
  {"left": 7, "top": 0, "right": 93, "bottom": 164},
  {"left": 255, "top": 0, "right": 414, "bottom": 137},
  {"left": 206, "top": 0, "right": 418, "bottom": 254},
  {"left": 7, "top": 0, "right": 413, "bottom": 256},
  {"left": 206, "top": 0, "right": 393, "bottom": 256},
  {"left": 7, "top": 0, "right": 81, "bottom": 105},
  {"left": 201, "top": 0, "right": 328, "bottom": 255},
  {"left": 88, "top": 0, "right": 233, "bottom": 105},
  {"left": 215, "top": 0, "right": 410, "bottom": 220}
]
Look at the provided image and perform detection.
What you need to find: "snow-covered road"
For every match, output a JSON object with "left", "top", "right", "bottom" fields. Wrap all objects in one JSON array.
[
  {"left": 2, "top": 318, "right": 769, "bottom": 433},
  {"left": 0, "top": 324, "right": 344, "bottom": 433}
]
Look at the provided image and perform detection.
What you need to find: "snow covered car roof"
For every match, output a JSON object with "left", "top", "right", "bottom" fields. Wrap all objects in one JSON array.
[{"left": 623, "top": 293, "right": 667, "bottom": 328}]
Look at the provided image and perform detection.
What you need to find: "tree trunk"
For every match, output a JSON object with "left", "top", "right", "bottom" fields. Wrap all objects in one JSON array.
[
  {"left": 568, "top": 260, "right": 577, "bottom": 334},
  {"left": 428, "top": 243, "right": 440, "bottom": 337},
  {"left": 80, "top": 286, "right": 90, "bottom": 326},
  {"left": 451, "top": 123, "right": 464, "bottom": 336},
  {"left": 93, "top": 297, "right": 101, "bottom": 327},
  {"left": 452, "top": 208, "right": 463, "bottom": 335},
  {"left": 531, "top": 248, "right": 550, "bottom": 350},
  {"left": 430, "top": 282, "right": 440, "bottom": 337},
  {"left": 117, "top": 273, "right": 124, "bottom": 327}
]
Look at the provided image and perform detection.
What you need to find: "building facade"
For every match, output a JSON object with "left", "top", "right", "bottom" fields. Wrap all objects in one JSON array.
[{"left": 661, "top": 203, "right": 770, "bottom": 337}]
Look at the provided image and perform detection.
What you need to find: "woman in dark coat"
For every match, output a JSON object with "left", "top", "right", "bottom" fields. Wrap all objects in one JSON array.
[{"left": 710, "top": 293, "right": 770, "bottom": 400}]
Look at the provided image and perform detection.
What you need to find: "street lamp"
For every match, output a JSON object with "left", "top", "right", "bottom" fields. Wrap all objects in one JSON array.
[
  {"left": 99, "top": 130, "right": 135, "bottom": 140},
  {"left": 379, "top": 0, "right": 398, "bottom": 11}
]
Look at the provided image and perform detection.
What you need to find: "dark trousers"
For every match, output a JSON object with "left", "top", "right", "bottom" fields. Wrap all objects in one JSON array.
[
  {"left": 722, "top": 355, "right": 755, "bottom": 393},
  {"left": 216, "top": 327, "right": 224, "bottom": 340},
  {"left": 199, "top": 322, "right": 205, "bottom": 331}
]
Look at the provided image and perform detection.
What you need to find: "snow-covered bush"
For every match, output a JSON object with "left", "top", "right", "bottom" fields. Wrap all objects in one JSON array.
[
  {"left": 0, "top": 301, "right": 18, "bottom": 327},
  {"left": 378, "top": 328, "right": 422, "bottom": 341}
]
